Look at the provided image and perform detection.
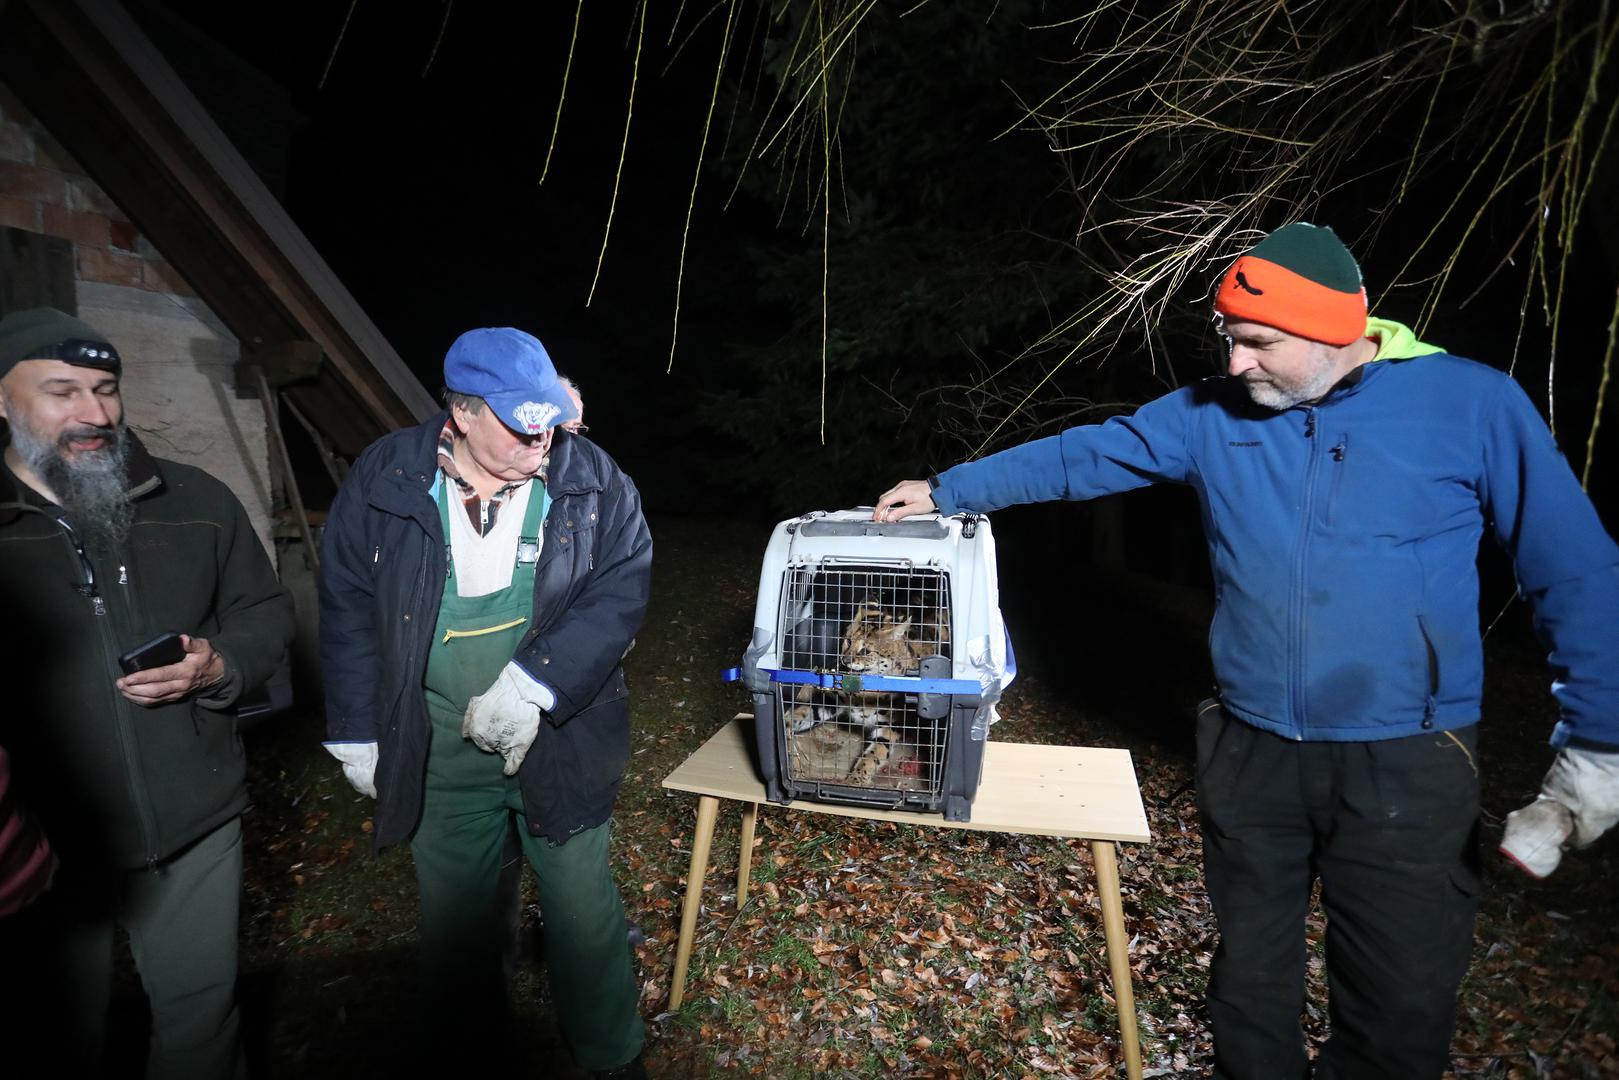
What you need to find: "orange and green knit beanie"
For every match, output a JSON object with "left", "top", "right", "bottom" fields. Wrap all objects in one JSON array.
[{"left": 1213, "top": 222, "right": 1367, "bottom": 346}]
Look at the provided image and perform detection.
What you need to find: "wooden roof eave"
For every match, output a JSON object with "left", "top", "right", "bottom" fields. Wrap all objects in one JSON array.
[{"left": 0, "top": 0, "right": 437, "bottom": 451}]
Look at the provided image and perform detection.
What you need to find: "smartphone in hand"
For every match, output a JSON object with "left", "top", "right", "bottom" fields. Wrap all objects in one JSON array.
[{"left": 118, "top": 632, "right": 186, "bottom": 675}]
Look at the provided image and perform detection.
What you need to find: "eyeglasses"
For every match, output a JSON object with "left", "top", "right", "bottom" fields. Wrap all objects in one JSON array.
[
  {"left": 565, "top": 424, "right": 589, "bottom": 436},
  {"left": 33, "top": 338, "right": 121, "bottom": 368}
]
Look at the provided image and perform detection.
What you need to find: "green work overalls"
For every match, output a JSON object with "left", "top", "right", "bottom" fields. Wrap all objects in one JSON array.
[{"left": 409, "top": 477, "right": 643, "bottom": 1070}]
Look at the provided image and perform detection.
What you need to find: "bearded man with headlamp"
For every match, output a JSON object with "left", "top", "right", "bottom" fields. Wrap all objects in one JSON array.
[{"left": 0, "top": 307, "right": 294, "bottom": 1079}]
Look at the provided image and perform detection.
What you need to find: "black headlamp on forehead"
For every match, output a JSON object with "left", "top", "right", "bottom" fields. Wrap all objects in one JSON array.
[{"left": 34, "top": 338, "right": 122, "bottom": 370}]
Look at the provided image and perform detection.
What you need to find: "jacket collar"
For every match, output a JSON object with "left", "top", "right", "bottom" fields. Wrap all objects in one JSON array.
[
  {"left": 370, "top": 411, "right": 607, "bottom": 503},
  {"left": 0, "top": 426, "right": 163, "bottom": 525},
  {"left": 364, "top": 414, "right": 446, "bottom": 525},
  {"left": 1311, "top": 355, "right": 1388, "bottom": 407},
  {"left": 544, "top": 431, "right": 605, "bottom": 497}
]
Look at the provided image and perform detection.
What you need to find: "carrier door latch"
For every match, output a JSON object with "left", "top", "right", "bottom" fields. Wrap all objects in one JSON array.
[{"left": 915, "top": 655, "right": 953, "bottom": 720}]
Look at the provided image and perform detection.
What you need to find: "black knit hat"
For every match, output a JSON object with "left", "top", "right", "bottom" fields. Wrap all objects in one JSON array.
[{"left": 0, "top": 307, "right": 121, "bottom": 380}]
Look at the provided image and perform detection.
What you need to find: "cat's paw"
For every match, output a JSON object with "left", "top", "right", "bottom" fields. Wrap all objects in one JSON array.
[{"left": 847, "top": 727, "right": 897, "bottom": 784}]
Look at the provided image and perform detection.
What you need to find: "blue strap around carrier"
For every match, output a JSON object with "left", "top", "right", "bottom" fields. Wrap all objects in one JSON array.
[
  {"left": 721, "top": 627, "right": 1017, "bottom": 693},
  {"left": 720, "top": 667, "right": 981, "bottom": 694}
]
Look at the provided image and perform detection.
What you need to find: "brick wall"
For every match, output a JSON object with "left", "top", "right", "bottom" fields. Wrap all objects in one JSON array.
[
  {"left": 0, "top": 79, "right": 275, "bottom": 562},
  {"left": 0, "top": 82, "right": 193, "bottom": 296}
]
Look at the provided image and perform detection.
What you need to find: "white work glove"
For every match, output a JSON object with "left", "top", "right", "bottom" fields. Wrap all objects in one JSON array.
[
  {"left": 1500, "top": 747, "right": 1619, "bottom": 878},
  {"left": 324, "top": 741, "right": 379, "bottom": 798},
  {"left": 462, "top": 661, "right": 555, "bottom": 776}
]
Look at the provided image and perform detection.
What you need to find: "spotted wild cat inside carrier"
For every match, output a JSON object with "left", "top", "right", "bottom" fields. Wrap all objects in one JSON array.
[{"left": 733, "top": 509, "right": 1012, "bottom": 821}]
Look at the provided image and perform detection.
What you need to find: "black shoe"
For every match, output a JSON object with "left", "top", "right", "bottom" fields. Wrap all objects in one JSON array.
[{"left": 593, "top": 1055, "right": 647, "bottom": 1080}]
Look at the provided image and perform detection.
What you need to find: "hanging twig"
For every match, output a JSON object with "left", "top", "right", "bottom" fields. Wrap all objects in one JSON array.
[
  {"left": 669, "top": 0, "right": 743, "bottom": 372},
  {"left": 421, "top": 0, "right": 454, "bottom": 76},
  {"left": 587, "top": 1, "right": 648, "bottom": 305},
  {"left": 539, "top": 0, "right": 585, "bottom": 185},
  {"left": 318, "top": 0, "right": 360, "bottom": 90},
  {"left": 1582, "top": 282, "right": 1619, "bottom": 491}
]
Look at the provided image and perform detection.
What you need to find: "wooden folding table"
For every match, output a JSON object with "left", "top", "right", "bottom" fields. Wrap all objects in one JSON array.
[{"left": 661, "top": 716, "right": 1153, "bottom": 1080}]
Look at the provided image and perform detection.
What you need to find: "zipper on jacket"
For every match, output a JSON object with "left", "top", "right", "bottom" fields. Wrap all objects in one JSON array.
[
  {"left": 105, "top": 616, "right": 160, "bottom": 863},
  {"left": 65, "top": 519, "right": 163, "bottom": 863},
  {"left": 1417, "top": 614, "right": 1440, "bottom": 721},
  {"left": 1325, "top": 434, "right": 1349, "bottom": 527},
  {"left": 381, "top": 539, "right": 436, "bottom": 810},
  {"left": 57, "top": 516, "right": 107, "bottom": 615},
  {"left": 105, "top": 572, "right": 163, "bottom": 868},
  {"left": 32, "top": 507, "right": 158, "bottom": 857},
  {"left": 1288, "top": 407, "right": 1324, "bottom": 738}
]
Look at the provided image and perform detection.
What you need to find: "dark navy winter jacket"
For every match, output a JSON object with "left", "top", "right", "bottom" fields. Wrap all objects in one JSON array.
[
  {"left": 319, "top": 413, "right": 653, "bottom": 845},
  {"left": 933, "top": 326, "right": 1619, "bottom": 749}
]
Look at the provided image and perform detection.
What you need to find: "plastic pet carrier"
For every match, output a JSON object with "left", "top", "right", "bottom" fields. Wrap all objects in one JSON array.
[{"left": 733, "top": 509, "right": 1013, "bottom": 822}]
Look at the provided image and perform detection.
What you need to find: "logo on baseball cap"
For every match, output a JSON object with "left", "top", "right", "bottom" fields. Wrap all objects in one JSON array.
[{"left": 442, "top": 327, "right": 579, "bottom": 435}]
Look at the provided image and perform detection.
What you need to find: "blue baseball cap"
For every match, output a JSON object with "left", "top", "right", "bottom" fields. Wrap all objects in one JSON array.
[{"left": 443, "top": 327, "right": 579, "bottom": 435}]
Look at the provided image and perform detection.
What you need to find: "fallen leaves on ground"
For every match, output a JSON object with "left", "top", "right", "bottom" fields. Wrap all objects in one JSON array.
[{"left": 235, "top": 518, "right": 1616, "bottom": 1079}]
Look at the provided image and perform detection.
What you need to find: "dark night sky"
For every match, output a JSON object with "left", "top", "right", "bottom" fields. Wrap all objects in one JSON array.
[
  {"left": 131, "top": 2, "right": 1618, "bottom": 528},
  {"left": 115, "top": 3, "right": 1615, "bottom": 699},
  {"left": 142, "top": 1, "right": 754, "bottom": 507}
]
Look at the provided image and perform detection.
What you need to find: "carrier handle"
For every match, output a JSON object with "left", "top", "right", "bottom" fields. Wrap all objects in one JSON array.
[{"left": 810, "top": 555, "right": 917, "bottom": 569}]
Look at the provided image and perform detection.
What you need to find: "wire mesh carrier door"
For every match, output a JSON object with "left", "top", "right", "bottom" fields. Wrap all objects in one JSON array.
[{"left": 735, "top": 510, "right": 1011, "bottom": 822}]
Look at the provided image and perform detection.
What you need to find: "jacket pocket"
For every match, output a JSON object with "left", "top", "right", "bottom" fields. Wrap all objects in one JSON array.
[
  {"left": 574, "top": 666, "right": 629, "bottom": 718},
  {"left": 1417, "top": 613, "right": 1439, "bottom": 717},
  {"left": 1194, "top": 698, "right": 1226, "bottom": 778},
  {"left": 559, "top": 670, "right": 631, "bottom": 794},
  {"left": 547, "top": 495, "right": 599, "bottom": 572},
  {"left": 1194, "top": 700, "right": 1256, "bottom": 827}
]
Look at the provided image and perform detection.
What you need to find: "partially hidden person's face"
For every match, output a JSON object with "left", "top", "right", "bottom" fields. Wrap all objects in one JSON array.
[
  {"left": 455, "top": 400, "right": 553, "bottom": 482},
  {"left": 1220, "top": 319, "right": 1339, "bottom": 410},
  {"left": 561, "top": 386, "right": 584, "bottom": 434},
  {"left": 0, "top": 358, "right": 126, "bottom": 464}
]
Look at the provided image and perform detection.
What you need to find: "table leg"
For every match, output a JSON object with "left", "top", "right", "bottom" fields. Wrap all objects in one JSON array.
[
  {"left": 1091, "top": 839, "right": 1142, "bottom": 1080},
  {"left": 736, "top": 800, "right": 758, "bottom": 908},
  {"left": 669, "top": 795, "right": 720, "bottom": 1011}
]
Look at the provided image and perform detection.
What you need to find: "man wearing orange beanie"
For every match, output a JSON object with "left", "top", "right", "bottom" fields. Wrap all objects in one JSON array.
[{"left": 874, "top": 223, "right": 1619, "bottom": 1079}]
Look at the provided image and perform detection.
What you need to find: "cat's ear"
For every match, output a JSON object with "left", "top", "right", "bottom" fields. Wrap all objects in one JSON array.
[{"left": 889, "top": 616, "right": 913, "bottom": 637}]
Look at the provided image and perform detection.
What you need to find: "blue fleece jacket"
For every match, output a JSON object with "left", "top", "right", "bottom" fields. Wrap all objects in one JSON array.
[{"left": 932, "top": 324, "right": 1619, "bottom": 748}]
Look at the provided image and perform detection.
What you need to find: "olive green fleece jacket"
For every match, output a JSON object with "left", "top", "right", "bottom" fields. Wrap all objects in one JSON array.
[{"left": 0, "top": 432, "right": 294, "bottom": 869}]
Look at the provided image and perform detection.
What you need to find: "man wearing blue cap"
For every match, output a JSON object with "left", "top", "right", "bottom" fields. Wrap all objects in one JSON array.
[{"left": 318, "top": 327, "right": 651, "bottom": 1076}]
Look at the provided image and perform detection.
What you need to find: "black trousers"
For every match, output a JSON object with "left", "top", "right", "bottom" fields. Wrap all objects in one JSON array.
[{"left": 1196, "top": 704, "right": 1481, "bottom": 1080}]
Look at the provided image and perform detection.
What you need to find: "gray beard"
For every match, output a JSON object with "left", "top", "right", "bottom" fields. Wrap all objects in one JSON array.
[
  {"left": 9, "top": 419, "right": 135, "bottom": 550},
  {"left": 1242, "top": 360, "right": 1339, "bottom": 411}
]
